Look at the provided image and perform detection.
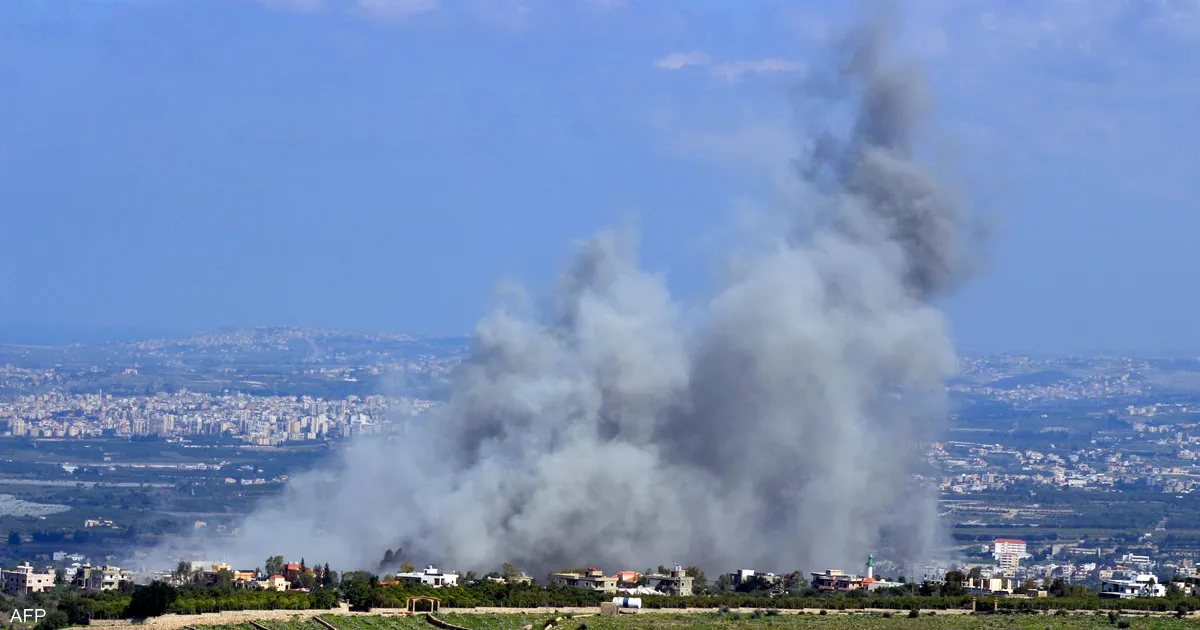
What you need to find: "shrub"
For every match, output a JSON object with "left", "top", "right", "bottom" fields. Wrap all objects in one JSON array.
[
  {"left": 1117, "top": 620, "right": 1131, "bottom": 629},
  {"left": 908, "top": 608, "right": 920, "bottom": 619}
]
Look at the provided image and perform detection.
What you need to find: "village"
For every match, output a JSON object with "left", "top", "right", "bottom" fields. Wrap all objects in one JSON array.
[{"left": 3, "top": 535, "right": 1196, "bottom": 604}]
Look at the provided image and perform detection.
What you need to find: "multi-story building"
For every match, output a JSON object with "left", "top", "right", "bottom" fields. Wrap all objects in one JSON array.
[
  {"left": 993, "top": 539, "right": 1027, "bottom": 557},
  {"left": 645, "top": 567, "right": 694, "bottom": 596},
  {"left": 994, "top": 538, "right": 1027, "bottom": 570},
  {"left": 548, "top": 568, "right": 617, "bottom": 593},
  {"left": 74, "top": 565, "right": 132, "bottom": 591},
  {"left": 3, "top": 563, "right": 55, "bottom": 595}
]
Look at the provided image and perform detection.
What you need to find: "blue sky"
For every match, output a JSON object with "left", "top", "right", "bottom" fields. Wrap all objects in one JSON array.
[{"left": 1, "top": 0, "right": 1198, "bottom": 354}]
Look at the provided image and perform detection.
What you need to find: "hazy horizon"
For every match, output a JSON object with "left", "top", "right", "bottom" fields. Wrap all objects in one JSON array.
[{"left": 2, "top": 321, "right": 1199, "bottom": 360}]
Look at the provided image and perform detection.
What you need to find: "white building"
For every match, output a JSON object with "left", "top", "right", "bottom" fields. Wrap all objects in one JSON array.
[
  {"left": 395, "top": 565, "right": 458, "bottom": 588},
  {"left": 1100, "top": 573, "right": 1166, "bottom": 599},
  {"left": 993, "top": 539, "right": 1027, "bottom": 557},
  {"left": 3, "top": 563, "right": 55, "bottom": 595},
  {"left": 1120, "top": 554, "right": 1153, "bottom": 569},
  {"left": 994, "top": 538, "right": 1028, "bottom": 570}
]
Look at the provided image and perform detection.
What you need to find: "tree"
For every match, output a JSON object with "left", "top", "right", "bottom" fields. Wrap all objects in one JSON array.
[
  {"left": 713, "top": 573, "right": 733, "bottom": 594},
  {"left": 265, "top": 555, "right": 285, "bottom": 577},
  {"left": 967, "top": 567, "right": 982, "bottom": 580},
  {"left": 783, "top": 571, "right": 806, "bottom": 592},
  {"left": 125, "top": 581, "right": 179, "bottom": 618},
  {"left": 685, "top": 566, "right": 707, "bottom": 591},
  {"left": 309, "top": 587, "right": 339, "bottom": 609},
  {"left": 300, "top": 558, "right": 307, "bottom": 574},
  {"left": 735, "top": 575, "right": 773, "bottom": 594},
  {"left": 300, "top": 571, "right": 316, "bottom": 590},
  {"left": 400, "top": 561, "right": 415, "bottom": 574},
  {"left": 173, "top": 560, "right": 192, "bottom": 583},
  {"left": 35, "top": 611, "right": 69, "bottom": 630},
  {"left": 464, "top": 571, "right": 478, "bottom": 584},
  {"left": 1049, "top": 577, "right": 1068, "bottom": 597},
  {"left": 502, "top": 563, "right": 520, "bottom": 580},
  {"left": 942, "top": 571, "right": 966, "bottom": 596},
  {"left": 322, "top": 564, "right": 336, "bottom": 588},
  {"left": 343, "top": 576, "right": 378, "bottom": 611},
  {"left": 215, "top": 568, "right": 234, "bottom": 590},
  {"left": 55, "top": 568, "right": 67, "bottom": 586},
  {"left": 8, "top": 530, "right": 20, "bottom": 546}
]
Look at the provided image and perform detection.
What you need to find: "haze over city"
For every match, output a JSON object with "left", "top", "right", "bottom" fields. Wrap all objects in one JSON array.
[{"left": 2, "top": 0, "right": 1199, "bottom": 355}]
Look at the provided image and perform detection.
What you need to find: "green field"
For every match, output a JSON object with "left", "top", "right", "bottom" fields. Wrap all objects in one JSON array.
[{"left": 195, "top": 612, "right": 1200, "bottom": 630}]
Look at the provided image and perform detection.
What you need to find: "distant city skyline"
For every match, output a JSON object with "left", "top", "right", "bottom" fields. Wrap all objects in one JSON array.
[{"left": 3, "top": 1, "right": 1199, "bottom": 355}]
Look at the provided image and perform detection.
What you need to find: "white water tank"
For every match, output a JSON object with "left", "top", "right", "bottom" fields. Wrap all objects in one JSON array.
[{"left": 612, "top": 597, "right": 642, "bottom": 609}]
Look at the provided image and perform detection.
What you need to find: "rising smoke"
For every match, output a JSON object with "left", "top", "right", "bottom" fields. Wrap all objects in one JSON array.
[{"left": 150, "top": 15, "right": 975, "bottom": 578}]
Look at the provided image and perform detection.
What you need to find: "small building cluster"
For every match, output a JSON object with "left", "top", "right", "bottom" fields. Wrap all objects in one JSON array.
[
  {"left": 155, "top": 562, "right": 308, "bottom": 591},
  {"left": 810, "top": 555, "right": 902, "bottom": 593},
  {"left": 547, "top": 566, "right": 693, "bottom": 596},
  {"left": 1, "top": 562, "right": 133, "bottom": 595}
]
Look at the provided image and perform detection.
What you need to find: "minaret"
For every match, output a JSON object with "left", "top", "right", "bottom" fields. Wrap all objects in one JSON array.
[{"left": 866, "top": 554, "right": 874, "bottom": 580}]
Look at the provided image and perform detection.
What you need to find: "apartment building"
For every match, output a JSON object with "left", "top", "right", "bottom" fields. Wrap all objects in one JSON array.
[{"left": 3, "top": 564, "right": 55, "bottom": 595}]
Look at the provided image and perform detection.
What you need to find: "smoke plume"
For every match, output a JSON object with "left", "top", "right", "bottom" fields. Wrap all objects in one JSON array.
[{"left": 152, "top": 16, "right": 975, "bottom": 578}]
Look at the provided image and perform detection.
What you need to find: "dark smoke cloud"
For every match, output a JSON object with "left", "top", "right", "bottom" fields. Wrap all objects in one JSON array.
[{"left": 147, "top": 14, "right": 976, "bottom": 578}]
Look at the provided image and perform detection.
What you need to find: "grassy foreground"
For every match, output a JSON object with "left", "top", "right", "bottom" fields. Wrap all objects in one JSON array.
[{"left": 203, "top": 612, "right": 1198, "bottom": 630}]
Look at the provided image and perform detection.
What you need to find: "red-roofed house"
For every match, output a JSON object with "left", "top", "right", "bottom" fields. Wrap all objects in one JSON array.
[
  {"left": 259, "top": 575, "right": 288, "bottom": 591},
  {"left": 994, "top": 539, "right": 1028, "bottom": 570}
]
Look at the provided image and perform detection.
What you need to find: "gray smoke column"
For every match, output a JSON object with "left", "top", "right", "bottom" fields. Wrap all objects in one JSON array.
[{"left": 150, "top": 16, "right": 974, "bottom": 577}]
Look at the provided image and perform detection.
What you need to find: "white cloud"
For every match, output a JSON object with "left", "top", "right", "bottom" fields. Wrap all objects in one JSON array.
[
  {"left": 654, "top": 52, "right": 805, "bottom": 82},
  {"left": 711, "top": 58, "right": 806, "bottom": 82},
  {"left": 654, "top": 51, "right": 710, "bottom": 70}
]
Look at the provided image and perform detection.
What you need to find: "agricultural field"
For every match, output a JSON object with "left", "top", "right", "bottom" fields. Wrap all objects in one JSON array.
[{"left": 245, "top": 612, "right": 1200, "bottom": 630}]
